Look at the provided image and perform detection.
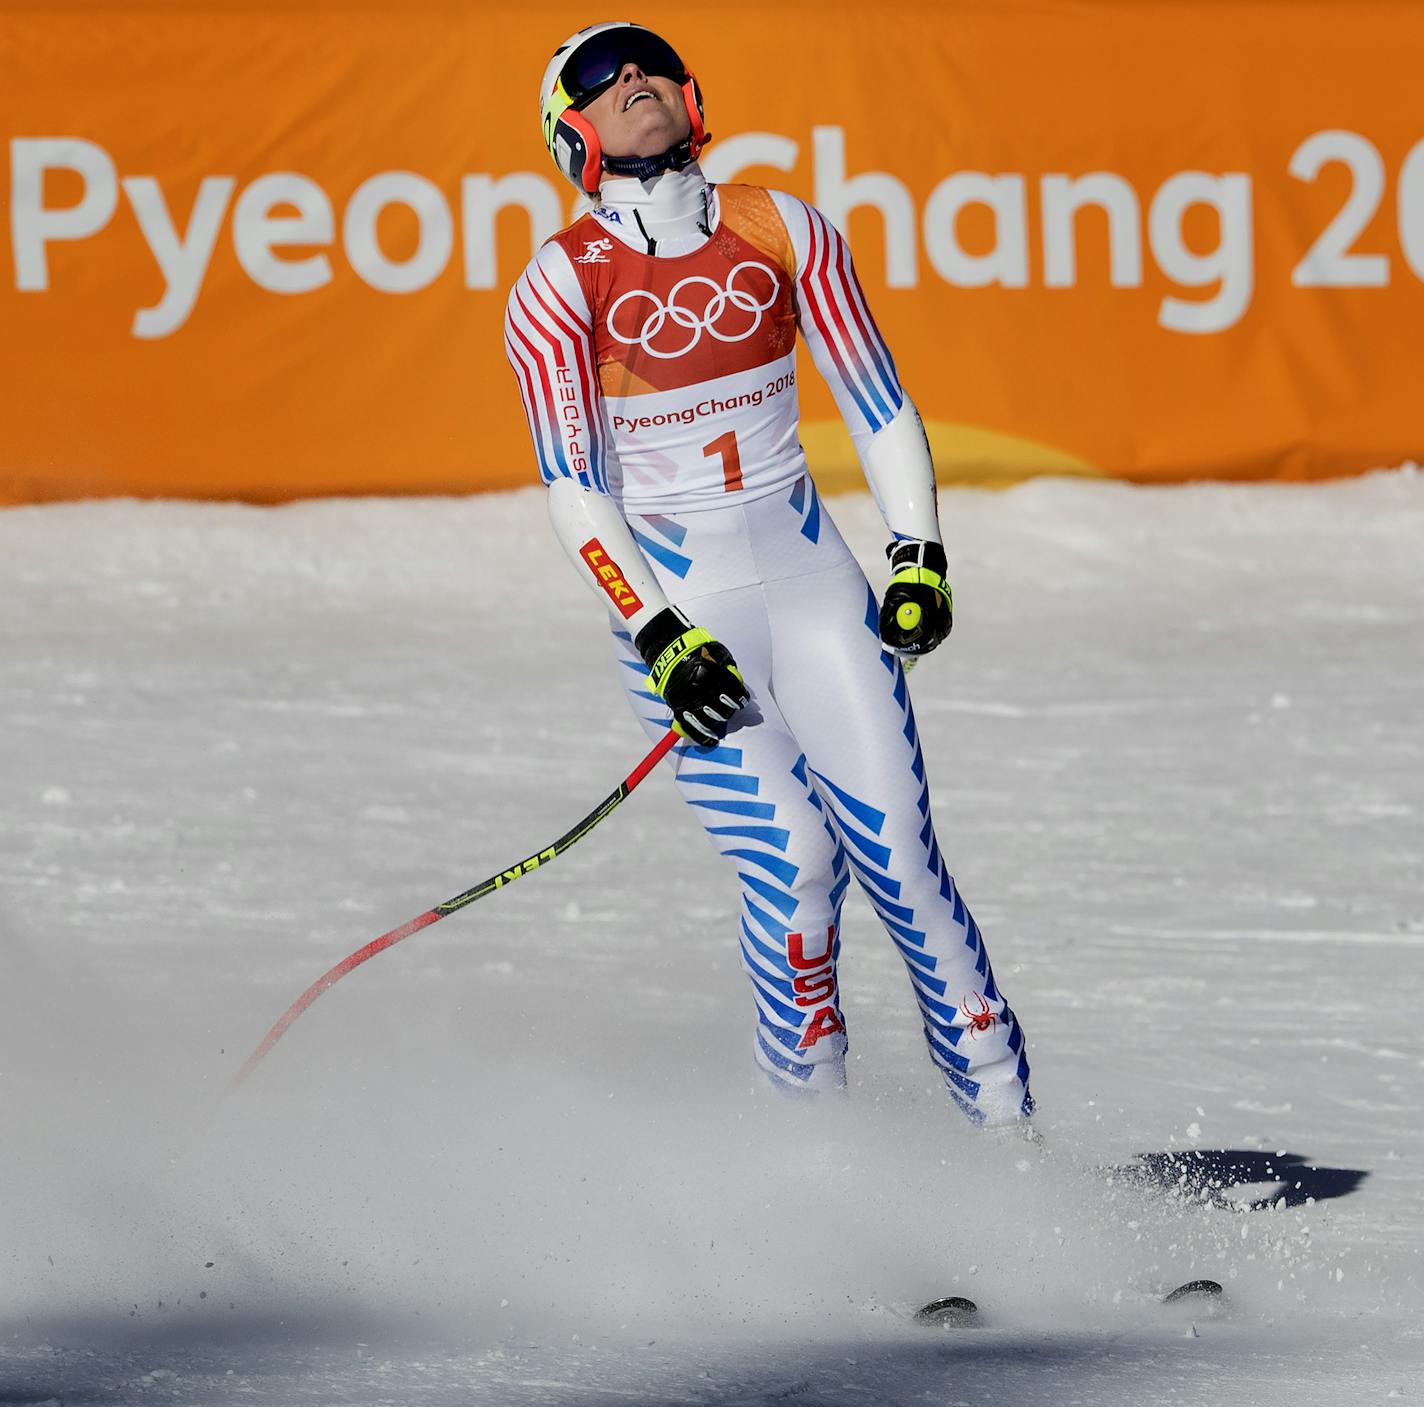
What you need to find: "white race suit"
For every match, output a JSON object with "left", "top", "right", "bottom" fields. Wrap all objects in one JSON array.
[{"left": 504, "top": 167, "right": 1032, "bottom": 1125}]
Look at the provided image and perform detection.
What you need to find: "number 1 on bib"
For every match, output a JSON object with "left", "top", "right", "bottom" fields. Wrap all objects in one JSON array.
[{"left": 703, "top": 430, "right": 744, "bottom": 492}]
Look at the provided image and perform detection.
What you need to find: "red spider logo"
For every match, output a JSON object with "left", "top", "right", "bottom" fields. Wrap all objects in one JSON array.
[{"left": 959, "top": 993, "right": 997, "bottom": 1039}]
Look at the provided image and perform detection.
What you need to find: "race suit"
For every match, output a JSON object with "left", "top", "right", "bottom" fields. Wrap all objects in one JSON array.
[{"left": 504, "top": 172, "right": 1032, "bottom": 1125}]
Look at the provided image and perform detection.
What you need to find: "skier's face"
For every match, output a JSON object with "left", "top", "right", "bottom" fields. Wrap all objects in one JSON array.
[{"left": 581, "top": 61, "right": 691, "bottom": 160}]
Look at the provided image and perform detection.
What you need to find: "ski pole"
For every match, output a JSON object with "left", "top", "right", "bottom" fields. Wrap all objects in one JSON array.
[{"left": 231, "top": 727, "right": 679, "bottom": 1089}]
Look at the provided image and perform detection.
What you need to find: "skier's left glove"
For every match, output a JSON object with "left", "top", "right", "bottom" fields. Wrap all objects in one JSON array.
[
  {"left": 635, "top": 607, "right": 749, "bottom": 746},
  {"left": 879, "top": 539, "right": 953, "bottom": 657}
]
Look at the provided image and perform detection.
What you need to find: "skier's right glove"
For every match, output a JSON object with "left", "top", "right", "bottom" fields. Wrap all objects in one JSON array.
[{"left": 635, "top": 607, "right": 749, "bottom": 746}]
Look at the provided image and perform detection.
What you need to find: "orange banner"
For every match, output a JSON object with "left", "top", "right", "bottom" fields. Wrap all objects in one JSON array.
[{"left": 2, "top": 0, "right": 1423, "bottom": 504}]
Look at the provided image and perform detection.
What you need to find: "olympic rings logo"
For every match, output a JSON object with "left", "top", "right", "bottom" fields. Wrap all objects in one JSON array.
[{"left": 606, "top": 261, "right": 780, "bottom": 360}]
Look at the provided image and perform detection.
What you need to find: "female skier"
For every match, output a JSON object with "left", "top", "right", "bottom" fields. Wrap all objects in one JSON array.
[{"left": 504, "top": 22, "right": 1033, "bottom": 1126}]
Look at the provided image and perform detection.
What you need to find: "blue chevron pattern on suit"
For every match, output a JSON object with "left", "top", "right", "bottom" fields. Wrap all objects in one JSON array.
[
  {"left": 786, "top": 474, "right": 823, "bottom": 545},
  {"left": 806, "top": 738, "right": 1032, "bottom": 1121},
  {"left": 667, "top": 740, "right": 852, "bottom": 1093},
  {"left": 611, "top": 628, "right": 673, "bottom": 730},
  {"left": 604, "top": 487, "right": 1033, "bottom": 1125}
]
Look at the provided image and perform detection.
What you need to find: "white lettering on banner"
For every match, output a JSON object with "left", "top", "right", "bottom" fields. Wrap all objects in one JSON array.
[
  {"left": 1041, "top": 173, "right": 1144, "bottom": 289},
  {"left": 923, "top": 173, "right": 1029, "bottom": 288},
  {"left": 233, "top": 173, "right": 335, "bottom": 296},
  {"left": 1289, "top": 131, "right": 1390, "bottom": 288},
  {"left": 813, "top": 126, "right": 918, "bottom": 288},
  {"left": 343, "top": 171, "right": 453, "bottom": 293},
  {"left": 1149, "top": 172, "right": 1254, "bottom": 335},
  {"left": 462, "top": 173, "right": 563, "bottom": 289},
  {"left": 10, "top": 138, "right": 119, "bottom": 290},
  {"left": 8, "top": 127, "right": 1423, "bottom": 339},
  {"left": 125, "top": 175, "right": 235, "bottom": 339},
  {"left": 701, "top": 132, "right": 799, "bottom": 183},
  {"left": 1398, "top": 138, "right": 1424, "bottom": 283}
]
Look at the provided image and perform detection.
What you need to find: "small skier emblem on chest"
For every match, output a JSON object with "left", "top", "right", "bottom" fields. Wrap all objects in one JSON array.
[{"left": 574, "top": 238, "right": 614, "bottom": 264}]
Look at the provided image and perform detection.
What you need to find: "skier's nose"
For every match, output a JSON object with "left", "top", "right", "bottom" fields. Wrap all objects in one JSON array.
[{"left": 618, "top": 62, "right": 647, "bottom": 86}]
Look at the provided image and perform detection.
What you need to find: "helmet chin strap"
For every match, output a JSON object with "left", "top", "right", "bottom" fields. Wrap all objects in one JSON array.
[{"left": 601, "top": 138, "right": 697, "bottom": 183}]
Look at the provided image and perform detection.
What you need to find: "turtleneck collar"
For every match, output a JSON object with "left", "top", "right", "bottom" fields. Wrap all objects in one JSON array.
[{"left": 592, "top": 162, "right": 712, "bottom": 256}]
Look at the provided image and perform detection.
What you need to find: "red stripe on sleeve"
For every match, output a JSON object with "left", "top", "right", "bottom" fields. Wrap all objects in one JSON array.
[
  {"left": 829, "top": 229, "right": 899, "bottom": 407},
  {"left": 800, "top": 210, "right": 864, "bottom": 411},
  {"left": 508, "top": 291, "right": 571, "bottom": 479},
  {"left": 528, "top": 262, "right": 605, "bottom": 489}
]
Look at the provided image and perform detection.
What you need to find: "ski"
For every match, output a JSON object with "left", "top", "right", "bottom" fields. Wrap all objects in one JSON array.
[
  {"left": 913, "top": 1296, "right": 978, "bottom": 1327},
  {"left": 912, "top": 1280, "right": 1221, "bottom": 1328},
  {"left": 1162, "top": 1278, "right": 1224, "bottom": 1305}
]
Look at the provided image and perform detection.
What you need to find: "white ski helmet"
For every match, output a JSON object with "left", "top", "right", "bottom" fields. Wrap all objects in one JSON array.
[{"left": 539, "top": 21, "right": 709, "bottom": 195}]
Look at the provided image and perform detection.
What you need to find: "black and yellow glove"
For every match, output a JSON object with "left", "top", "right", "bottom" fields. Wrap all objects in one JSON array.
[
  {"left": 635, "top": 607, "right": 749, "bottom": 746},
  {"left": 879, "top": 539, "right": 954, "bottom": 657}
]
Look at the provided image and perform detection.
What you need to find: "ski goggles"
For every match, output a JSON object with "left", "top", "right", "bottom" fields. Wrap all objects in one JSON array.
[{"left": 555, "top": 26, "right": 690, "bottom": 110}]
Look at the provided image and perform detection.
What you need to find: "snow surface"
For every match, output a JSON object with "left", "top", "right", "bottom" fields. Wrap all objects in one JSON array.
[{"left": 2, "top": 471, "right": 1421, "bottom": 1405}]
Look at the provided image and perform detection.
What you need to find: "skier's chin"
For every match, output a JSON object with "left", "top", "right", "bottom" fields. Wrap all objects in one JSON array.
[{"left": 608, "top": 112, "right": 687, "bottom": 160}]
